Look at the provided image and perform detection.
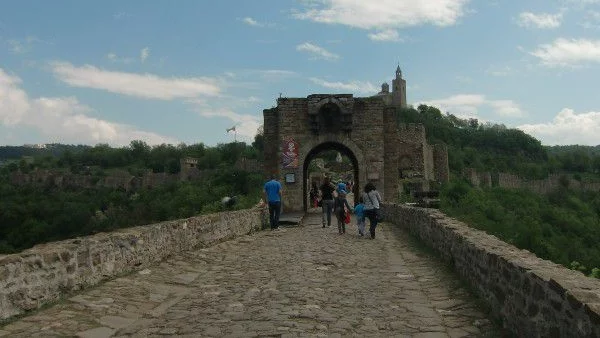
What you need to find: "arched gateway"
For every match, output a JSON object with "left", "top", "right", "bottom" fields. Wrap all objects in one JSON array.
[{"left": 263, "top": 67, "right": 449, "bottom": 212}]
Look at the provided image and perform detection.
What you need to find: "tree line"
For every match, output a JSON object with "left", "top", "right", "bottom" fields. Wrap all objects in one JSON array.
[
  {"left": 0, "top": 139, "right": 265, "bottom": 254},
  {"left": 397, "top": 105, "right": 600, "bottom": 179}
]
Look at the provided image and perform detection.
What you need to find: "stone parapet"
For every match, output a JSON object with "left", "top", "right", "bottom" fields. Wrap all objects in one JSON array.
[
  {"left": 0, "top": 208, "right": 266, "bottom": 320},
  {"left": 382, "top": 204, "right": 600, "bottom": 337}
]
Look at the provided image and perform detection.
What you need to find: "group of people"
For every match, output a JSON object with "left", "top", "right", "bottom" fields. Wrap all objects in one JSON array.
[
  {"left": 317, "top": 177, "right": 382, "bottom": 239},
  {"left": 264, "top": 175, "right": 382, "bottom": 239}
]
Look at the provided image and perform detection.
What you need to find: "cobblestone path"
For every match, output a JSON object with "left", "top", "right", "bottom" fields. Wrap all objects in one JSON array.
[{"left": 0, "top": 212, "right": 504, "bottom": 337}]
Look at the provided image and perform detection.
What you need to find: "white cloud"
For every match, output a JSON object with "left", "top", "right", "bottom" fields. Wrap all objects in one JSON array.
[
  {"left": 294, "top": 0, "right": 470, "bottom": 32},
  {"left": 0, "top": 68, "right": 176, "bottom": 146},
  {"left": 0, "top": 70, "right": 29, "bottom": 125},
  {"left": 309, "top": 77, "right": 378, "bottom": 94},
  {"left": 296, "top": 42, "right": 340, "bottom": 61},
  {"left": 530, "top": 38, "right": 600, "bottom": 67},
  {"left": 420, "top": 94, "right": 525, "bottom": 118},
  {"left": 455, "top": 75, "right": 473, "bottom": 83},
  {"left": 368, "top": 29, "right": 402, "bottom": 42},
  {"left": 140, "top": 47, "right": 150, "bottom": 63},
  {"left": 51, "top": 62, "right": 221, "bottom": 100},
  {"left": 113, "top": 12, "right": 131, "bottom": 20},
  {"left": 242, "top": 17, "right": 261, "bottom": 26},
  {"left": 255, "top": 69, "right": 298, "bottom": 81},
  {"left": 239, "top": 17, "right": 274, "bottom": 28},
  {"left": 517, "top": 12, "right": 562, "bottom": 29},
  {"left": 422, "top": 94, "right": 486, "bottom": 116},
  {"left": 518, "top": 108, "right": 600, "bottom": 145},
  {"left": 488, "top": 100, "right": 524, "bottom": 117},
  {"left": 6, "top": 36, "right": 46, "bottom": 54},
  {"left": 106, "top": 53, "right": 134, "bottom": 64}
]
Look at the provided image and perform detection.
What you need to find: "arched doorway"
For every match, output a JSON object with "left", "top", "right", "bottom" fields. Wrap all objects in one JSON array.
[{"left": 302, "top": 142, "right": 359, "bottom": 212}]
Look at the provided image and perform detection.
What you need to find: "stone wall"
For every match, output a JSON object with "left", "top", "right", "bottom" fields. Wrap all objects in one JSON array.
[
  {"left": 382, "top": 204, "right": 600, "bottom": 337},
  {"left": 463, "top": 168, "right": 492, "bottom": 188},
  {"left": 464, "top": 169, "right": 600, "bottom": 194},
  {"left": 433, "top": 144, "right": 449, "bottom": 183},
  {"left": 0, "top": 208, "right": 266, "bottom": 320}
]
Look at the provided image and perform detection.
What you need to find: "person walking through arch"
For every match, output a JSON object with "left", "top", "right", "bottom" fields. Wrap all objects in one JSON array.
[
  {"left": 363, "top": 182, "right": 382, "bottom": 239},
  {"left": 309, "top": 182, "right": 319, "bottom": 208},
  {"left": 336, "top": 180, "right": 347, "bottom": 194},
  {"left": 333, "top": 189, "right": 352, "bottom": 234},
  {"left": 319, "top": 176, "right": 336, "bottom": 228},
  {"left": 264, "top": 174, "right": 283, "bottom": 230}
]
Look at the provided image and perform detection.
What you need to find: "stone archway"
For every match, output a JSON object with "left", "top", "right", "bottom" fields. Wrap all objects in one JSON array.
[
  {"left": 302, "top": 139, "right": 363, "bottom": 211},
  {"left": 262, "top": 88, "right": 449, "bottom": 213}
]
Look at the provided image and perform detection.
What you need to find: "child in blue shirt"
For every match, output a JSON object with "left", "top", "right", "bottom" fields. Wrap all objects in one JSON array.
[{"left": 354, "top": 197, "right": 366, "bottom": 236}]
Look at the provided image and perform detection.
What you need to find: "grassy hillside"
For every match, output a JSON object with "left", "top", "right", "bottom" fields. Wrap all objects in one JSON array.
[
  {"left": 441, "top": 181, "right": 600, "bottom": 278},
  {"left": 398, "top": 104, "right": 600, "bottom": 278}
]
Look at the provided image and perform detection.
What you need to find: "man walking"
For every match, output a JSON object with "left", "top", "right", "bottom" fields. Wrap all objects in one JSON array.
[{"left": 264, "top": 174, "right": 283, "bottom": 230}]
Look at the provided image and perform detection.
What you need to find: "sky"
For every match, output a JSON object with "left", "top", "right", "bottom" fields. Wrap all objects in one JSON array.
[{"left": 1, "top": 0, "right": 600, "bottom": 147}]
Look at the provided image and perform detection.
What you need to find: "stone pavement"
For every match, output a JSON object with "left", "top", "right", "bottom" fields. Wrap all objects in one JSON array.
[{"left": 0, "top": 212, "right": 505, "bottom": 337}]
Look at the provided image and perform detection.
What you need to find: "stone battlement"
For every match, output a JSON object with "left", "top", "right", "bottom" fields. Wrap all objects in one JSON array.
[
  {"left": 0, "top": 208, "right": 266, "bottom": 320},
  {"left": 382, "top": 203, "right": 600, "bottom": 337}
]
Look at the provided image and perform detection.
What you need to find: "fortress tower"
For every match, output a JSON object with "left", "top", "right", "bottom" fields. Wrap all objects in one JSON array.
[
  {"left": 391, "top": 65, "right": 407, "bottom": 108},
  {"left": 376, "top": 65, "right": 407, "bottom": 108}
]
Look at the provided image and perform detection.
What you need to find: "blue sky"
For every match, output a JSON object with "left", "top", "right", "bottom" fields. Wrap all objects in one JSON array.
[{"left": 1, "top": 0, "right": 600, "bottom": 147}]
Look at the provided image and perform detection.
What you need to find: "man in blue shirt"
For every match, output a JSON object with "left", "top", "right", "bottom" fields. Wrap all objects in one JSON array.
[{"left": 264, "top": 174, "right": 283, "bottom": 230}]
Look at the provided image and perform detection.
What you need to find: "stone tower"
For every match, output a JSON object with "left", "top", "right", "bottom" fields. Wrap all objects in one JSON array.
[{"left": 391, "top": 65, "right": 407, "bottom": 108}]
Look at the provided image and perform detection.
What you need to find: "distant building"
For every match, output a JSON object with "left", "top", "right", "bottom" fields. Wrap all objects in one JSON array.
[
  {"left": 373, "top": 64, "right": 407, "bottom": 108},
  {"left": 23, "top": 144, "right": 47, "bottom": 149}
]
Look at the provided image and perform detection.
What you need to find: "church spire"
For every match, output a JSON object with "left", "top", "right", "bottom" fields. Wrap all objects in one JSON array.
[{"left": 395, "top": 64, "right": 402, "bottom": 78}]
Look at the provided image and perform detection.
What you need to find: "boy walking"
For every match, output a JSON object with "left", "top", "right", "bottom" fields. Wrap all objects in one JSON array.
[{"left": 354, "top": 197, "right": 366, "bottom": 236}]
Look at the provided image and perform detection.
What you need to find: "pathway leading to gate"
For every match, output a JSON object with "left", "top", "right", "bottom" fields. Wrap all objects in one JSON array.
[{"left": 0, "top": 212, "right": 504, "bottom": 337}]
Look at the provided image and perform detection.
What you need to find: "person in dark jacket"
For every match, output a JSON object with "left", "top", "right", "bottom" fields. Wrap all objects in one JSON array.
[
  {"left": 319, "top": 176, "right": 335, "bottom": 227},
  {"left": 333, "top": 190, "right": 352, "bottom": 234},
  {"left": 362, "top": 182, "right": 382, "bottom": 239}
]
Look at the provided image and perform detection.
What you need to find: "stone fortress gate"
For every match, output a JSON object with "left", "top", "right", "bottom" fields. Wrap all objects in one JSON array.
[{"left": 263, "top": 66, "right": 449, "bottom": 212}]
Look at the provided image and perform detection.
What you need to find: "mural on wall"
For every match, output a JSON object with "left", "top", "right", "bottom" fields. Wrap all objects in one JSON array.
[{"left": 282, "top": 138, "right": 299, "bottom": 168}]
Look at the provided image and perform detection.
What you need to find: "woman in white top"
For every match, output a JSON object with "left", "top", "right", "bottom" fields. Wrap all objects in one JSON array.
[{"left": 362, "top": 182, "right": 382, "bottom": 239}]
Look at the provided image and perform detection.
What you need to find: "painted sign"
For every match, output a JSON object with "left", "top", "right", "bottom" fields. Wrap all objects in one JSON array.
[{"left": 282, "top": 138, "right": 299, "bottom": 168}]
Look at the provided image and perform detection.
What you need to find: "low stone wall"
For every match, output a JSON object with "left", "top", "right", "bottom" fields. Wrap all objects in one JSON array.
[
  {"left": 383, "top": 203, "right": 600, "bottom": 337},
  {"left": 0, "top": 208, "right": 266, "bottom": 320}
]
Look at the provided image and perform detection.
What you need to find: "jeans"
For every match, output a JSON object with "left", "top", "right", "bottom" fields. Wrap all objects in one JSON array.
[
  {"left": 357, "top": 217, "right": 366, "bottom": 235},
  {"left": 366, "top": 209, "right": 379, "bottom": 238},
  {"left": 268, "top": 201, "right": 281, "bottom": 229},
  {"left": 336, "top": 210, "right": 346, "bottom": 234},
  {"left": 321, "top": 199, "right": 334, "bottom": 226}
]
